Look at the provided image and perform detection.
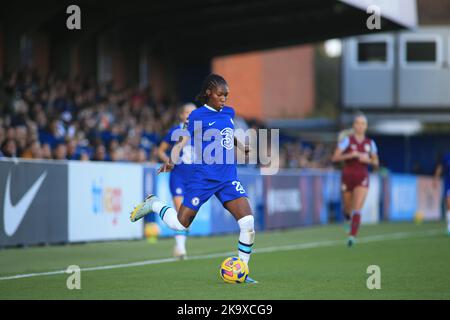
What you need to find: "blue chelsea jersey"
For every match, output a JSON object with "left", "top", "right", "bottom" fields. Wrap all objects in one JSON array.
[{"left": 186, "top": 104, "right": 237, "bottom": 183}]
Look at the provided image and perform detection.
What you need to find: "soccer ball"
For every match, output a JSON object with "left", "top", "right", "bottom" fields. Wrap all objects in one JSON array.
[
  {"left": 414, "top": 211, "right": 424, "bottom": 225},
  {"left": 220, "top": 257, "right": 249, "bottom": 283},
  {"left": 144, "top": 222, "right": 160, "bottom": 243}
]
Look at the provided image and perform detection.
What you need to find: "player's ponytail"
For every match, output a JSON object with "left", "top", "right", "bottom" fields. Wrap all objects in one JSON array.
[
  {"left": 196, "top": 74, "right": 228, "bottom": 105},
  {"left": 338, "top": 128, "right": 354, "bottom": 142}
]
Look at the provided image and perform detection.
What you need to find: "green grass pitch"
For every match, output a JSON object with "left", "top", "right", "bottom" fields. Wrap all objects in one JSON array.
[{"left": 0, "top": 221, "right": 449, "bottom": 299}]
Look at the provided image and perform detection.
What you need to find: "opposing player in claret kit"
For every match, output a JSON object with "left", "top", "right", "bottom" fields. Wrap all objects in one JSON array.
[
  {"left": 131, "top": 74, "right": 258, "bottom": 283},
  {"left": 332, "top": 112, "right": 379, "bottom": 247}
]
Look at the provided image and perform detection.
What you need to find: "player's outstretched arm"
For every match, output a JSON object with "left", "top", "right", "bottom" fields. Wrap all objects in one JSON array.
[
  {"left": 370, "top": 153, "right": 379, "bottom": 169},
  {"left": 157, "top": 141, "right": 171, "bottom": 164},
  {"left": 433, "top": 164, "right": 443, "bottom": 188},
  {"left": 157, "top": 162, "right": 174, "bottom": 174},
  {"left": 157, "top": 135, "right": 189, "bottom": 174}
]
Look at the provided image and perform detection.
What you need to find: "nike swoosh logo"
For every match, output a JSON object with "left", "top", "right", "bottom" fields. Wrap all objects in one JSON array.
[
  {"left": 209, "top": 122, "right": 216, "bottom": 126},
  {"left": 4, "top": 171, "right": 47, "bottom": 236}
]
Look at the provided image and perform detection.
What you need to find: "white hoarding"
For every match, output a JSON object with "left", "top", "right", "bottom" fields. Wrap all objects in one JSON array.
[
  {"left": 68, "top": 161, "right": 143, "bottom": 242},
  {"left": 361, "top": 174, "right": 381, "bottom": 224}
]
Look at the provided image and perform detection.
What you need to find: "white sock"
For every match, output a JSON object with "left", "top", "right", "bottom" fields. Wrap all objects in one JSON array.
[
  {"left": 151, "top": 200, "right": 186, "bottom": 232},
  {"left": 237, "top": 215, "right": 255, "bottom": 266},
  {"left": 447, "top": 211, "right": 450, "bottom": 233},
  {"left": 175, "top": 232, "right": 187, "bottom": 252}
]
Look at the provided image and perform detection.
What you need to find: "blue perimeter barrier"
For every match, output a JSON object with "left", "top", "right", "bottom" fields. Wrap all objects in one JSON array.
[
  {"left": 142, "top": 165, "right": 444, "bottom": 238},
  {"left": 0, "top": 159, "right": 444, "bottom": 247}
]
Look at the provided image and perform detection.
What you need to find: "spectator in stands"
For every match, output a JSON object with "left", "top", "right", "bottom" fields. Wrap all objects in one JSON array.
[
  {"left": 41, "top": 143, "right": 52, "bottom": 160},
  {"left": 53, "top": 142, "right": 67, "bottom": 160},
  {"left": 40, "top": 118, "right": 65, "bottom": 149},
  {"left": 1, "top": 139, "right": 18, "bottom": 158},
  {"left": 92, "top": 144, "right": 109, "bottom": 161},
  {"left": 135, "top": 148, "right": 148, "bottom": 163},
  {"left": 21, "top": 140, "right": 43, "bottom": 159},
  {"left": 66, "top": 138, "right": 81, "bottom": 160},
  {"left": 1, "top": 69, "right": 338, "bottom": 170},
  {"left": 14, "top": 125, "right": 28, "bottom": 156}
]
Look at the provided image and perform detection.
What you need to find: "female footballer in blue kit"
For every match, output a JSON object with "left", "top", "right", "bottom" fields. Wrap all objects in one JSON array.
[
  {"left": 157, "top": 103, "right": 196, "bottom": 259},
  {"left": 434, "top": 152, "right": 450, "bottom": 235},
  {"left": 131, "top": 74, "right": 258, "bottom": 283}
]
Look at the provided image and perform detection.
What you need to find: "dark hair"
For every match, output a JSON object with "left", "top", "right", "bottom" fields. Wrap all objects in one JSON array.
[{"left": 195, "top": 74, "right": 228, "bottom": 105}]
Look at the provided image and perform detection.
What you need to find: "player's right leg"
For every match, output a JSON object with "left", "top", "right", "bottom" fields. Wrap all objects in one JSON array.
[
  {"left": 130, "top": 194, "right": 196, "bottom": 231},
  {"left": 341, "top": 175, "right": 353, "bottom": 232},
  {"left": 342, "top": 191, "right": 353, "bottom": 233},
  {"left": 347, "top": 186, "right": 368, "bottom": 247}
]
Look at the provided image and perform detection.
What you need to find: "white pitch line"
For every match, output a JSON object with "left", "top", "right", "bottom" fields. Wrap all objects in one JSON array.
[{"left": 0, "top": 228, "right": 442, "bottom": 281}]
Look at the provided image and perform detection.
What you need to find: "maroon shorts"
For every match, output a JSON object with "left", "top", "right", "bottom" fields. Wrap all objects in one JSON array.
[{"left": 342, "top": 173, "right": 369, "bottom": 192}]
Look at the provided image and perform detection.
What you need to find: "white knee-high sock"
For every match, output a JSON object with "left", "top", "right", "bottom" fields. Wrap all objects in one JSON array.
[
  {"left": 175, "top": 231, "right": 188, "bottom": 252},
  {"left": 447, "top": 211, "right": 450, "bottom": 233},
  {"left": 237, "top": 215, "right": 255, "bottom": 266},
  {"left": 151, "top": 200, "right": 186, "bottom": 232}
]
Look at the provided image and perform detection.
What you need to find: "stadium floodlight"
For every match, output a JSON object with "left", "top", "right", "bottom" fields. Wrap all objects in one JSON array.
[{"left": 324, "top": 39, "right": 342, "bottom": 58}]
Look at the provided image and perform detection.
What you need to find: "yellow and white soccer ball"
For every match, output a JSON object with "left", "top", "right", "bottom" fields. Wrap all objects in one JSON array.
[
  {"left": 414, "top": 211, "right": 424, "bottom": 225},
  {"left": 144, "top": 222, "right": 160, "bottom": 243},
  {"left": 220, "top": 257, "right": 249, "bottom": 283}
]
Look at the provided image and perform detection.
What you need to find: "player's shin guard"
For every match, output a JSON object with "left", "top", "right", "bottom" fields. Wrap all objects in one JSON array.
[
  {"left": 237, "top": 215, "right": 255, "bottom": 266},
  {"left": 153, "top": 201, "right": 186, "bottom": 232},
  {"left": 350, "top": 211, "right": 361, "bottom": 237}
]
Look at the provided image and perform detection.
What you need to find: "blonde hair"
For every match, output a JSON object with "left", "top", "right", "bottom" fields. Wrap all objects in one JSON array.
[
  {"left": 338, "top": 128, "right": 354, "bottom": 142},
  {"left": 353, "top": 111, "right": 367, "bottom": 124}
]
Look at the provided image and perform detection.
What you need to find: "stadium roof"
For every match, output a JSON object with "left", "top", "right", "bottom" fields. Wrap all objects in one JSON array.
[{"left": 1, "top": 0, "right": 417, "bottom": 59}]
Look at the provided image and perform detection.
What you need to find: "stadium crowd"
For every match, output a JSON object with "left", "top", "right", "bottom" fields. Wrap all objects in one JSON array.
[{"left": 0, "top": 69, "right": 333, "bottom": 169}]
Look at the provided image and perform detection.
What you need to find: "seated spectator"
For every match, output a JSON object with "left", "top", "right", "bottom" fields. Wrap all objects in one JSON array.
[
  {"left": 92, "top": 144, "right": 110, "bottom": 161},
  {"left": 53, "top": 142, "right": 67, "bottom": 160},
  {"left": 66, "top": 138, "right": 82, "bottom": 160},
  {"left": 39, "top": 118, "right": 65, "bottom": 149},
  {"left": 1, "top": 139, "right": 17, "bottom": 158},
  {"left": 21, "top": 140, "right": 43, "bottom": 159},
  {"left": 135, "top": 148, "right": 148, "bottom": 163},
  {"left": 41, "top": 143, "right": 52, "bottom": 160}
]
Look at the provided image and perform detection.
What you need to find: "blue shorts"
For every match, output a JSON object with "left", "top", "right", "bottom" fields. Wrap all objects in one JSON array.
[
  {"left": 169, "top": 172, "right": 188, "bottom": 197},
  {"left": 183, "top": 179, "right": 248, "bottom": 211}
]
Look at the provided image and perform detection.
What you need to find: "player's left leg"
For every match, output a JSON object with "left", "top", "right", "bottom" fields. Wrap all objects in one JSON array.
[
  {"left": 222, "top": 196, "right": 257, "bottom": 283},
  {"left": 342, "top": 191, "right": 353, "bottom": 233},
  {"left": 347, "top": 186, "right": 368, "bottom": 247}
]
